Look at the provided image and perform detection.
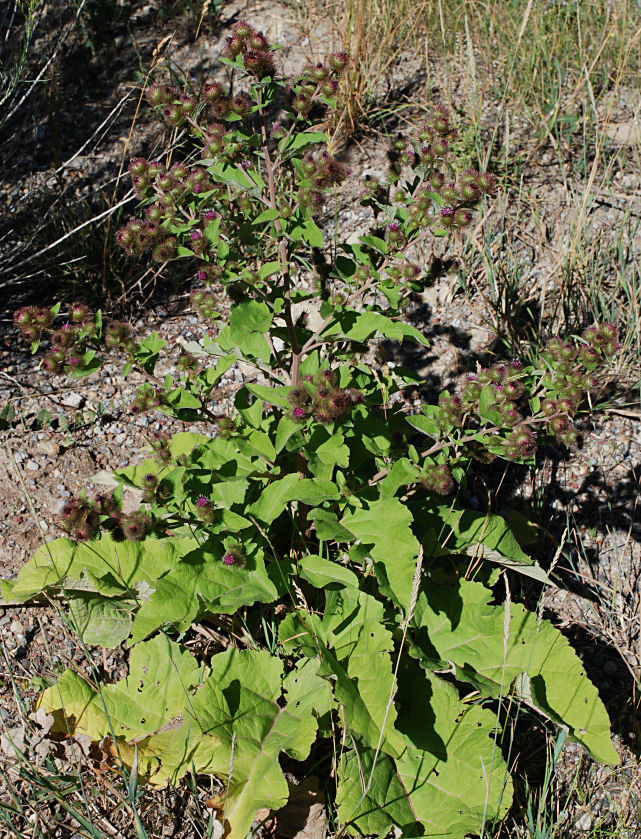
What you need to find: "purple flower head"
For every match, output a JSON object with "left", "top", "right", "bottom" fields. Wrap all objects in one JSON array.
[
  {"left": 197, "top": 270, "right": 207, "bottom": 282},
  {"left": 193, "top": 184, "right": 203, "bottom": 194},
  {"left": 293, "top": 407, "right": 306, "bottom": 419},
  {"left": 388, "top": 221, "right": 401, "bottom": 232},
  {"left": 222, "top": 552, "right": 236, "bottom": 566},
  {"left": 196, "top": 496, "right": 210, "bottom": 508},
  {"left": 441, "top": 206, "right": 454, "bottom": 217},
  {"left": 191, "top": 230, "right": 202, "bottom": 241},
  {"left": 204, "top": 210, "right": 216, "bottom": 220}
]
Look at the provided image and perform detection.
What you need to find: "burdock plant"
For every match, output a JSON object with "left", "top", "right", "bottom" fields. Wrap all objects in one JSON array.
[{"left": 10, "top": 21, "right": 621, "bottom": 839}]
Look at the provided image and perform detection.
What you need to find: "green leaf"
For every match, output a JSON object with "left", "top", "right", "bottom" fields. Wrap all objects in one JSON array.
[
  {"left": 406, "top": 412, "right": 441, "bottom": 437},
  {"left": 479, "top": 385, "right": 504, "bottom": 425},
  {"left": 247, "top": 475, "right": 339, "bottom": 524},
  {"left": 412, "top": 575, "right": 619, "bottom": 764},
  {"left": 334, "top": 311, "right": 429, "bottom": 346},
  {"left": 2, "top": 535, "right": 198, "bottom": 603},
  {"left": 281, "top": 590, "right": 406, "bottom": 758},
  {"left": 318, "top": 617, "right": 406, "bottom": 759},
  {"left": 248, "top": 473, "right": 299, "bottom": 523},
  {"left": 309, "top": 509, "right": 355, "bottom": 542},
  {"left": 297, "top": 555, "right": 358, "bottom": 589},
  {"left": 275, "top": 415, "right": 301, "bottom": 452},
  {"left": 291, "top": 218, "right": 324, "bottom": 248},
  {"left": 258, "top": 260, "right": 282, "bottom": 279},
  {"left": 229, "top": 300, "right": 272, "bottom": 336},
  {"left": 37, "top": 634, "right": 205, "bottom": 744},
  {"left": 336, "top": 666, "right": 513, "bottom": 838},
  {"left": 253, "top": 208, "right": 280, "bottom": 224},
  {"left": 189, "top": 649, "right": 324, "bottom": 838},
  {"left": 359, "top": 234, "right": 388, "bottom": 254},
  {"left": 69, "top": 594, "right": 133, "bottom": 648},
  {"left": 379, "top": 458, "right": 420, "bottom": 498},
  {"left": 130, "top": 540, "right": 279, "bottom": 641},
  {"left": 435, "top": 505, "right": 532, "bottom": 564},
  {"left": 279, "top": 131, "right": 326, "bottom": 153},
  {"left": 307, "top": 430, "right": 350, "bottom": 477},
  {"left": 210, "top": 160, "right": 264, "bottom": 193},
  {"left": 340, "top": 498, "right": 420, "bottom": 608},
  {"left": 248, "top": 429, "right": 276, "bottom": 461},
  {"left": 245, "top": 382, "right": 290, "bottom": 408},
  {"left": 288, "top": 478, "right": 340, "bottom": 506}
]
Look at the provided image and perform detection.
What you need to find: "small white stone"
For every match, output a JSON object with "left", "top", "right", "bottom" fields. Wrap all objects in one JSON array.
[
  {"left": 61, "top": 392, "right": 85, "bottom": 409},
  {"left": 574, "top": 812, "right": 593, "bottom": 831}
]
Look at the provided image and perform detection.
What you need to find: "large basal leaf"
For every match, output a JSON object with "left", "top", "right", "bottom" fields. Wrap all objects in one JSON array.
[
  {"left": 412, "top": 575, "right": 619, "bottom": 765},
  {"left": 434, "top": 505, "right": 532, "bottom": 563},
  {"left": 38, "top": 642, "right": 329, "bottom": 839},
  {"left": 37, "top": 634, "right": 205, "bottom": 746},
  {"left": 336, "top": 665, "right": 512, "bottom": 838},
  {"left": 280, "top": 588, "right": 406, "bottom": 758},
  {"left": 68, "top": 593, "right": 133, "bottom": 648},
  {"left": 189, "top": 651, "right": 330, "bottom": 838},
  {"left": 2, "top": 535, "right": 198, "bottom": 602},
  {"left": 129, "top": 539, "right": 279, "bottom": 642}
]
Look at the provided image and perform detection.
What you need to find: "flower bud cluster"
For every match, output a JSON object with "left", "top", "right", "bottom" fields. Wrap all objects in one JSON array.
[
  {"left": 582, "top": 322, "right": 620, "bottom": 357},
  {"left": 13, "top": 303, "right": 140, "bottom": 379},
  {"left": 437, "top": 391, "right": 464, "bottom": 430},
  {"left": 41, "top": 322, "right": 87, "bottom": 375},
  {"left": 224, "top": 21, "right": 276, "bottom": 79},
  {"left": 216, "top": 416, "right": 236, "bottom": 439},
  {"left": 116, "top": 215, "right": 178, "bottom": 263},
  {"left": 461, "top": 362, "right": 539, "bottom": 458},
  {"left": 144, "top": 85, "right": 198, "bottom": 128},
  {"left": 58, "top": 491, "right": 152, "bottom": 543},
  {"left": 58, "top": 497, "right": 99, "bottom": 542},
  {"left": 434, "top": 324, "right": 619, "bottom": 462},
  {"left": 221, "top": 541, "right": 245, "bottom": 567},
  {"left": 13, "top": 306, "right": 54, "bottom": 343},
  {"left": 503, "top": 426, "right": 537, "bottom": 460},
  {"left": 176, "top": 350, "right": 199, "bottom": 376},
  {"left": 382, "top": 103, "right": 497, "bottom": 235},
  {"left": 191, "top": 289, "right": 219, "bottom": 320},
  {"left": 421, "top": 462, "right": 454, "bottom": 495},
  {"left": 289, "top": 52, "right": 348, "bottom": 118},
  {"left": 149, "top": 431, "right": 172, "bottom": 465},
  {"left": 289, "top": 369, "right": 364, "bottom": 424},
  {"left": 195, "top": 496, "right": 216, "bottom": 524},
  {"left": 298, "top": 149, "right": 351, "bottom": 211},
  {"left": 104, "top": 320, "right": 134, "bottom": 352},
  {"left": 359, "top": 176, "right": 389, "bottom": 211},
  {"left": 386, "top": 260, "right": 422, "bottom": 289},
  {"left": 465, "top": 361, "right": 526, "bottom": 428},
  {"left": 131, "top": 384, "right": 164, "bottom": 415}
]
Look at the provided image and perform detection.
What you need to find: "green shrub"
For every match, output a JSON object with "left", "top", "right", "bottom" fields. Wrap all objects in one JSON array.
[{"left": 9, "top": 21, "right": 620, "bottom": 838}]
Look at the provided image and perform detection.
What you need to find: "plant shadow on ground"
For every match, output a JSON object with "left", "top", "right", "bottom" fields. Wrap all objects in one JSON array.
[{"left": 0, "top": 0, "right": 242, "bottom": 318}]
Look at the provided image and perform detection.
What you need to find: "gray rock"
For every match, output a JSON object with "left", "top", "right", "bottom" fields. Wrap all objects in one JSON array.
[{"left": 61, "top": 392, "right": 85, "bottom": 409}]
